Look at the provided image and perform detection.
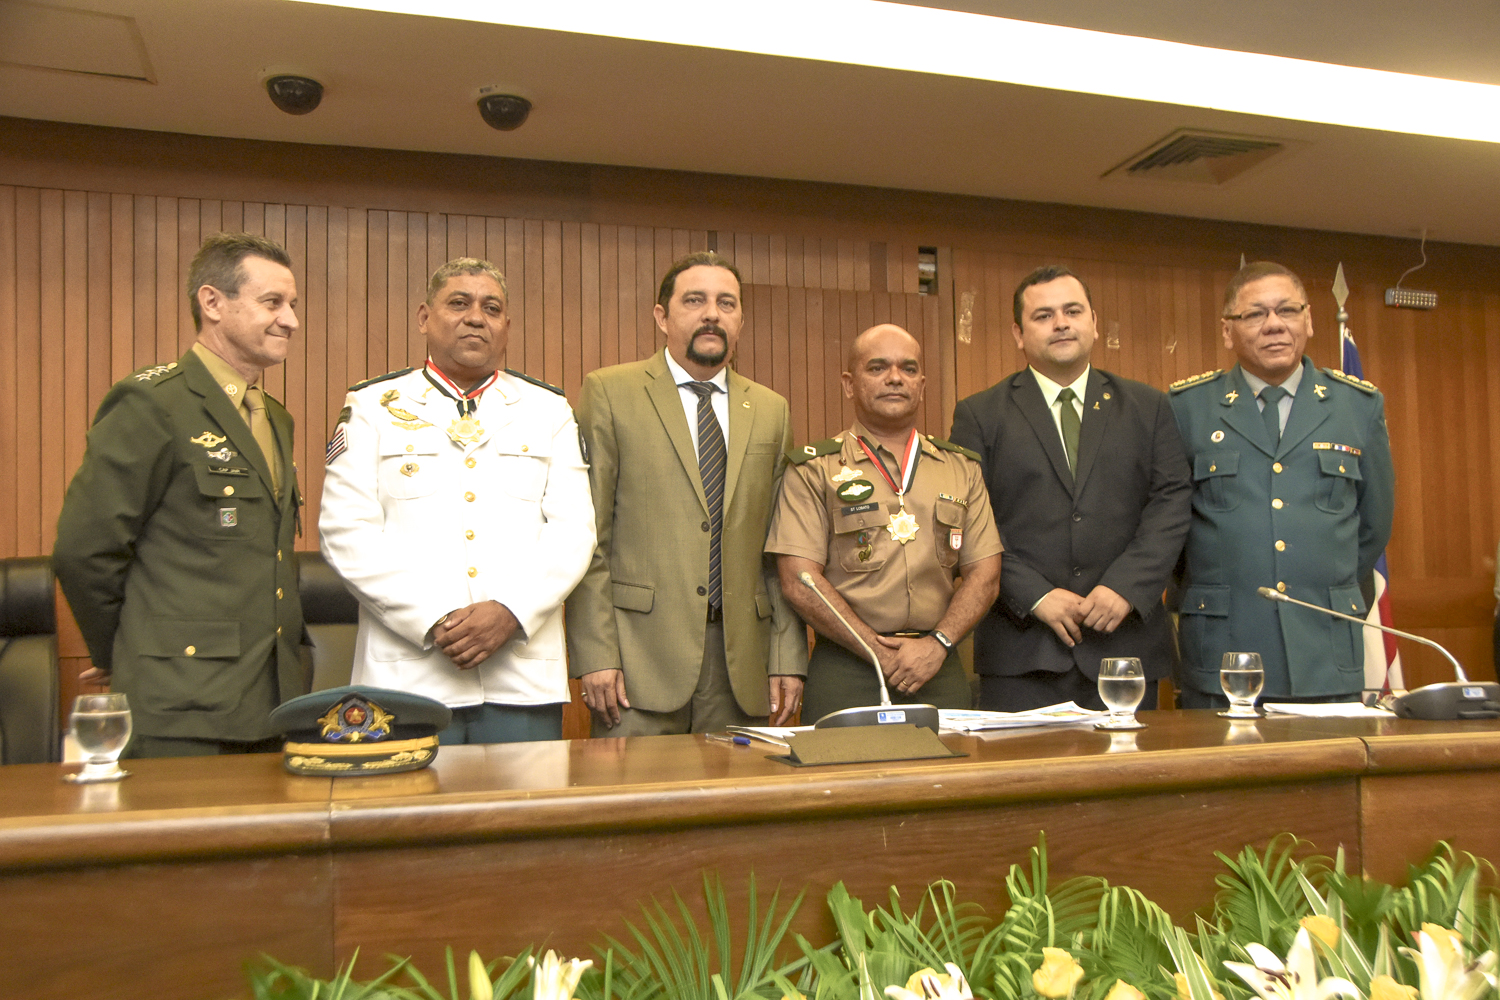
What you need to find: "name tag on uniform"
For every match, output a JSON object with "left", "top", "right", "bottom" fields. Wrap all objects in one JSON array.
[
  {"left": 841, "top": 502, "right": 880, "bottom": 515},
  {"left": 208, "top": 466, "right": 250, "bottom": 476}
]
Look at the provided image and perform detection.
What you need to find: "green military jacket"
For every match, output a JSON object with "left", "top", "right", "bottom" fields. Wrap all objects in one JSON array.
[{"left": 54, "top": 349, "right": 307, "bottom": 741}]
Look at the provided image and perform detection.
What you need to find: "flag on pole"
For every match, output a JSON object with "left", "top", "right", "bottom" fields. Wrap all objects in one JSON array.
[{"left": 1340, "top": 326, "right": 1404, "bottom": 693}]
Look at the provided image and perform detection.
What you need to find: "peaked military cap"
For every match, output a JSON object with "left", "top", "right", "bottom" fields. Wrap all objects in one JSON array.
[{"left": 269, "top": 685, "right": 452, "bottom": 776}]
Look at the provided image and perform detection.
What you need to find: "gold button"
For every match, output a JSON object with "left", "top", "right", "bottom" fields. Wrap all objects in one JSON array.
[
  {"left": 1275, "top": 540, "right": 1286, "bottom": 551},
  {"left": 276, "top": 626, "right": 282, "bottom": 636},
  {"left": 1209, "top": 464, "right": 1216, "bottom": 473},
  {"left": 464, "top": 492, "right": 475, "bottom": 502},
  {"left": 466, "top": 457, "right": 476, "bottom": 468},
  {"left": 521, "top": 445, "right": 529, "bottom": 453},
  {"left": 184, "top": 645, "right": 196, "bottom": 656},
  {"left": 276, "top": 587, "right": 284, "bottom": 599},
  {"left": 223, "top": 486, "right": 234, "bottom": 496},
  {"left": 1339, "top": 464, "right": 1346, "bottom": 473},
  {"left": 277, "top": 549, "right": 282, "bottom": 561},
  {"left": 468, "top": 567, "right": 478, "bottom": 578},
  {"left": 1272, "top": 462, "right": 1283, "bottom": 473},
  {"left": 1351, "top": 602, "right": 1359, "bottom": 610},
  {"left": 406, "top": 444, "right": 414, "bottom": 453},
  {"left": 1272, "top": 498, "right": 1283, "bottom": 509},
  {"left": 1276, "top": 582, "right": 1287, "bottom": 593},
  {"left": 465, "top": 529, "right": 475, "bottom": 540}
]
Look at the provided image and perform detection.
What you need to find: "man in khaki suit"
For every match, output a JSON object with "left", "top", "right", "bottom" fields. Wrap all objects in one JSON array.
[{"left": 566, "top": 252, "right": 807, "bottom": 735}]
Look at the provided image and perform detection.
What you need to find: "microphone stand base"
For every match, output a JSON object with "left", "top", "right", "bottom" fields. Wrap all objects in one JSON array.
[
  {"left": 1392, "top": 682, "right": 1500, "bottom": 720},
  {"left": 813, "top": 704, "right": 940, "bottom": 734}
]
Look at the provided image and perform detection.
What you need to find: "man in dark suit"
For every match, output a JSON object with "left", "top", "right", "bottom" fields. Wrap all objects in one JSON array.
[
  {"left": 949, "top": 265, "right": 1191, "bottom": 711},
  {"left": 54, "top": 233, "right": 307, "bottom": 757}
]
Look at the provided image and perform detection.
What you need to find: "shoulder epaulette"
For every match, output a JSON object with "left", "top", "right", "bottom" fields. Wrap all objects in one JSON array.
[
  {"left": 128, "top": 361, "right": 182, "bottom": 385},
  {"left": 350, "top": 368, "right": 414, "bottom": 392},
  {"left": 1322, "top": 368, "right": 1379, "bottom": 393},
  {"left": 506, "top": 368, "right": 565, "bottom": 396},
  {"left": 788, "top": 437, "right": 843, "bottom": 464},
  {"left": 927, "top": 436, "right": 981, "bottom": 463},
  {"left": 1169, "top": 369, "right": 1224, "bottom": 393}
]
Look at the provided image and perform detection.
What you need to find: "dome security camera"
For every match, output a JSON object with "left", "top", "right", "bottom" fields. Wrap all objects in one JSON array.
[
  {"left": 265, "top": 75, "right": 323, "bottom": 115},
  {"left": 475, "top": 87, "right": 532, "bottom": 131}
]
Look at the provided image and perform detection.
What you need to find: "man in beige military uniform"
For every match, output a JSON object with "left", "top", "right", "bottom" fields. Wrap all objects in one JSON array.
[{"left": 767, "top": 324, "right": 1002, "bottom": 722}]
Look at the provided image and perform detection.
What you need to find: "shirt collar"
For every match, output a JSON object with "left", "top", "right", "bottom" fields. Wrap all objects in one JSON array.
[
  {"left": 192, "top": 342, "right": 254, "bottom": 405},
  {"left": 1241, "top": 360, "right": 1305, "bottom": 399},
  {"left": 665, "top": 350, "right": 729, "bottom": 391},
  {"left": 1029, "top": 364, "right": 1091, "bottom": 406},
  {"left": 845, "top": 420, "right": 941, "bottom": 460}
]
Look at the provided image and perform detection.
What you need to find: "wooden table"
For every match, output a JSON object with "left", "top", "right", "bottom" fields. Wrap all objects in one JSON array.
[{"left": 3, "top": 711, "right": 1499, "bottom": 1000}]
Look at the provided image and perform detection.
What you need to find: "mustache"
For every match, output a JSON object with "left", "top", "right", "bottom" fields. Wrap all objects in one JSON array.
[{"left": 693, "top": 324, "right": 727, "bottom": 340}]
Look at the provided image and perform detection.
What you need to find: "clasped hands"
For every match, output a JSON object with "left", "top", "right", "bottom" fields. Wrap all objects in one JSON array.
[
  {"left": 433, "top": 600, "right": 520, "bottom": 668},
  {"left": 1033, "top": 585, "right": 1131, "bottom": 647}
]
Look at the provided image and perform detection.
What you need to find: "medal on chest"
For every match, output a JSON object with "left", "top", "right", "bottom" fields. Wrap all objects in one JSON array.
[
  {"left": 424, "top": 363, "right": 498, "bottom": 448},
  {"left": 447, "top": 414, "right": 484, "bottom": 446},
  {"left": 857, "top": 430, "right": 922, "bottom": 545}
]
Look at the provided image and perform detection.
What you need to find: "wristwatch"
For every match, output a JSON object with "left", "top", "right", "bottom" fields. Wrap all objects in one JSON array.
[{"left": 929, "top": 628, "right": 955, "bottom": 651}]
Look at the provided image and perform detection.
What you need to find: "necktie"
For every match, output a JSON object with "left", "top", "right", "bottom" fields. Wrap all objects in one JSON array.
[
  {"left": 683, "top": 382, "right": 726, "bottom": 609},
  {"left": 1259, "top": 385, "right": 1286, "bottom": 449},
  {"left": 1057, "top": 387, "right": 1081, "bottom": 477},
  {"left": 245, "top": 384, "right": 282, "bottom": 497}
]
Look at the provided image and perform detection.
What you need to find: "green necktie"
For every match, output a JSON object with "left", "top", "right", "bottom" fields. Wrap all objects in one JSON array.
[
  {"left": 1259, "top": 385, "right": 1286, "bottom": 449},
  {"left": 1057, "top": 387, "right": 1081, "bottom": 477}
]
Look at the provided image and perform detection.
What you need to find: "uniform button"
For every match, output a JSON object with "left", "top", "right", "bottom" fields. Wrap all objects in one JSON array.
[
  {"left": 466, "top": 458, "right": 476, "bottom": 468},
  {"left": 223, "top": 486, "right": 234, "bottom": 496},
  {"left": 1275, "top": 540, "right": 1286, "bottom": 551},
  {"left": 1272, "top": 462, "right": 1283, "bottom": 473},
  {"left": 277, "top": 549, "right": 282, "bottom": 561},
  {"left": 468, "top": 567, "right": 478, "bottom": 578},
  {"left": 405, "top": 444, "right": 414, "bottom": 453},
  {"left": 1272, "top": 498, "right": 1284, "bottom": 509},
  {"left": 1072, "top": 567, "right": 1081, "bottom": 576},
  {"left": 465, "top": 529, "right": 475, "bottom": 540},
  {"left": 276, "top": 587, "right": 284, "bottom": 599},
  {"left": 697, "top": 586, "right": 707, "bottom": 596},
  {"left": 184, "top": 645, "right": 196, "bottom": 656},
  {"left": 701, "top": 521, "right": 710, "bottom": 532},
  {"left": 1209, "top": 464, "right": 1216, "bottom": 473},
  {"left": 276, "top": 626, "right": 282, "bottom": 636},
  {"left": 1072, "top": 513, "right": 1082, "bottom": 522},
  {"left": 465, "top": 492, "right": 475, "bottom": 502},
  {"left": 1339, "top": 464, "right": 1346, "bottom": 473},
  {"left": 521, "top": 445, "right": 529, "bottom": 453},
  {"left": 1276, "top": 582, "right": 1287, "bottom": 593}
]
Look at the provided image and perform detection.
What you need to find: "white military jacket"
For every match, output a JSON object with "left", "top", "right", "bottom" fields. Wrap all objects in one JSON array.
[{"left": 319, "top": 367, "right": 595, "bottom": 707}]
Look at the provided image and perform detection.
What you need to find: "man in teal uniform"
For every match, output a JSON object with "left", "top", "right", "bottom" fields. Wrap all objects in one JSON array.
[
  {"left": 54, "top": 233, "right": 308, "bottom": 756},
  {"left": 1170, "top": 261, "right": 1395, "bottom": 707}
]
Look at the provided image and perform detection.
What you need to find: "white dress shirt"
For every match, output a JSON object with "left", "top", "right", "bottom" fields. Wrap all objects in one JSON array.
[
  {"left": 1241, "top": 362, "right": 1304, "bottom": 434},
  {"left": 1029, "top": 365, "right": 1090, "bottom": 459},
  {"left": 664, "top": 350, "right": 730, "bottom": 457}
]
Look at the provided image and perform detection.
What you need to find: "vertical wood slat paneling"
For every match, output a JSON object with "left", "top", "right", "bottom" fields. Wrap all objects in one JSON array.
[{"left": 6, "top": 183, "right": 1500, "bottom": 695}]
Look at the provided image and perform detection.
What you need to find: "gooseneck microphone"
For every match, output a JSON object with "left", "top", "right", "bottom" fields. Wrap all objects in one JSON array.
[
  {"left": 798, "top": 571, "right": 939, "bottom": 732},
  {"left": 1256, "top": 586, "right": 1500, "bottom": 720}
]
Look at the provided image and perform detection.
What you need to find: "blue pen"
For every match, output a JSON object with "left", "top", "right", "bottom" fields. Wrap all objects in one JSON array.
[{"left": 706, "top": 733, "right": 751, "bottom": 746}]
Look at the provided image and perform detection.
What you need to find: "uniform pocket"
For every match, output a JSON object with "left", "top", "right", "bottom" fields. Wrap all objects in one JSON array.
[
  {"left": 1192, "top": 452, "right": 1240, "bottom": 511},
  {"left": 492, "top": 436, "right": 551, "bottom": 501},
  {"left": 192, "top": 464, "right": 264, "bottom": 539},
  {"left": 933, "top": 498, "right": 965, "bottom": 569},
  {"left": 1315, "top": 452, "right": 1361, "bottom": 513},
  {"left": 135, "top": 619, "right": 243, "bottom": 713},
  {"left": 378, "top": 439, "right": 441, "bottom": 500},
  {"left": 833, "top": 508, "right": 887, "bottom": 572}
]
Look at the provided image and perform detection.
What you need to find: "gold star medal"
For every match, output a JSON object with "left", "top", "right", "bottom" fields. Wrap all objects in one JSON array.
[
  {"left": 856, "top": 429, "right": 923, "bottom": 546},
  {"left": 447, "top": 414, "right": 484, "bottom": 446},
  {"left": 887, "top": 508, "right": 920, "bottom": 544}
]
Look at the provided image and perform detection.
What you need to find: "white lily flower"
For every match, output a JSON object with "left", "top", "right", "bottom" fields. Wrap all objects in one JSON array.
[
  {"left": 883, "top": 963, "right": 974, "bottom": 1000},
  {"left": 1399, "top": 926, "right": 1498, "bottom": 1000},
  {"left": 1223, "top": 928, "right": 1361, "bottom": 1000},
  {"left": 527, "top": 949, "right": 594, "bottom": 1000}
]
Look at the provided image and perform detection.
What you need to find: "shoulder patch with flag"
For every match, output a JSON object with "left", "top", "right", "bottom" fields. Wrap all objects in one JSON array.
[{"left": 325, "top": 424, "right": 348, "bottom": 465}]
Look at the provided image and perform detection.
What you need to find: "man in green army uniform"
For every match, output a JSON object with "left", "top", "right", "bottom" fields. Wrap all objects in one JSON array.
[
  {"left": 1170, "top": 261, "right": 1395, "bottom": 707},
  {"left": 54, "top": 233, "right": 308, "bottom": 756}
]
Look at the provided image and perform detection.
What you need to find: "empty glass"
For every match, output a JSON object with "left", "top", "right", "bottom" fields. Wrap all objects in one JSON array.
[
  {"left": 66, "top": 693, "right": 132, "bottom": 783},
  {"left": 1219, "top": 652, "right": 1265, "bottom": 719},
  {"left": 1096, "top": 657, "right": 1146, "bottom": 730}
]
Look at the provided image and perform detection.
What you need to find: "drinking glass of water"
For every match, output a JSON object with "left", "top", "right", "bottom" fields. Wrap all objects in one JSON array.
[
  {"left": 1096, "top": 657, "right": 1146, "bottom": 730},
  {"left": 66, "top": 693, "right": 132, "bottom": 783},
  {"left": 1219, "top": 652, "right": 1265, "bottom": 718}
]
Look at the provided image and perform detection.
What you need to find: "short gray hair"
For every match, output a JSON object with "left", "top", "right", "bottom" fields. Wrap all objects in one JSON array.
[{"left": 427, "top": 257, "right": 508, "bottom": 302}]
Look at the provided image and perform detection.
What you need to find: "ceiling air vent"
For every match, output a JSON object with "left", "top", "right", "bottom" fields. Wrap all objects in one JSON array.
[{"left": 1103, "top": 129, "right": 1290, "bottom": 185}]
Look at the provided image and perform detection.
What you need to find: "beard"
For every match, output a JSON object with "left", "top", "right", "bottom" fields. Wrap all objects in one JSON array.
[{"left": 686, "top": 325, "right": 730, "bottom": 367}]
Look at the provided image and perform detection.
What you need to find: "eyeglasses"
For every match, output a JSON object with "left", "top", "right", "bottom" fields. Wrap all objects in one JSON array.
[{"left": 1224, "top": 303, "right": 1309, "bottom": 328}]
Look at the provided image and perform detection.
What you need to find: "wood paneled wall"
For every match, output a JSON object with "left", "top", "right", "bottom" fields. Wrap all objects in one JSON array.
[{"left": 3, "top": 117, "right": 1498, "bottom": 691}]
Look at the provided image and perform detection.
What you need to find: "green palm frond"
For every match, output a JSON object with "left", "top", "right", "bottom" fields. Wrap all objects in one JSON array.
[
  {"left": 1079, "top": 887, "right": 1179, "bottom": 1000},
  {"left": 1212, "top": 835, "right": 1327, "bottom": 955}
]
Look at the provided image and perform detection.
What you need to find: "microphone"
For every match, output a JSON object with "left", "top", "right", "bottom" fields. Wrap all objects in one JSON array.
[
  {"left": 1256, "top": 587, "right": 1500, "bottom": 720},
  {"left": 797, "top": 571, "right": 939, "bottom": 732}
]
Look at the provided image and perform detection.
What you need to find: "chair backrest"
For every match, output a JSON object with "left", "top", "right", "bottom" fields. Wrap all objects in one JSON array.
[
  {"left": 0, "top": 556, "right": 60, "bottom": 764},
  {"left": 296, "top": 551, "right": 360, "bottom": 691}
]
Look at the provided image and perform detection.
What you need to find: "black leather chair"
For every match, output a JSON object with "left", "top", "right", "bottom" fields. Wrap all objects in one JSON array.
[
  {"left": 296, "top": 551, "right": 360, "bottom": 691},
  {"left": 0, "top": 556, "right": 60, "bottom": 764}
]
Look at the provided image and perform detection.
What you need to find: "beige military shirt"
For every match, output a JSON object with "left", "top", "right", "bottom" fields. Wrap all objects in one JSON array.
[{"left": 766, "top": 421, "right": 1002, "bottom": 634}]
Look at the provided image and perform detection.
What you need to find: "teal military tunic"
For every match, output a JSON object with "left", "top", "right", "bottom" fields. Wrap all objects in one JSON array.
[
  {"left": 54, "top": 349, "right": 307, "bottom": 741},
  {"left": 1169, "top": 359, "right": 1395, "bottom": 699}
]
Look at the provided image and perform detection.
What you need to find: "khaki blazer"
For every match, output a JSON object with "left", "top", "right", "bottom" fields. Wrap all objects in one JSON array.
[{"left": 565, "top": 349, "right": 807, "bottom": 714}]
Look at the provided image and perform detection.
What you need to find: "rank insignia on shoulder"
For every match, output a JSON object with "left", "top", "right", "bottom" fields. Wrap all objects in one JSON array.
[
  {"left": 1169, "top": 369, "right": 1225, "bottom": 392},
  {"left": 133, "top": 363, "right": 177, "bottom": 382},
  {"left": 350, "top": 368, "right": 414, "bottom": 392},
  {"left": 1322, "top": 368, "right": 1379, "bottom": 393},
  {"left": 926, "top": 437, "right": 981, "bottom": 463},
  {"left": 505, "top": 368, "right": 565, "bottom": 395},
  {"left": 190, "top": 431, "right": 227, "bottom": 448},
  {"left": 790, "top": 438, "right": 841, "bottom": 464},
  {"left": 335, "top": 405, "right": 352, "bottom": 426}
]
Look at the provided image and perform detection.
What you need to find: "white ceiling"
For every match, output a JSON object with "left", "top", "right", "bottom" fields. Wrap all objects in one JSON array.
[{"left": 3, "top": 0, "right": 1499, "bottom": 246}]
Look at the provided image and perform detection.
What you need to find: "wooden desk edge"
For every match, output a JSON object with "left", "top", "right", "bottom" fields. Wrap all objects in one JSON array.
[{"left": 1360, "top": 730, "right": 1500, "bottom": 772}]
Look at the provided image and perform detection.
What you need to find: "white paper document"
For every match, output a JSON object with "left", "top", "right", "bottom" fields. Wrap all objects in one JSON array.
[
  {"left": 1262, "top": 702, "right": 1395, "bottom": 718},
  {"left": 938, "top": 702, "right": 1103, "bottom": 733}
]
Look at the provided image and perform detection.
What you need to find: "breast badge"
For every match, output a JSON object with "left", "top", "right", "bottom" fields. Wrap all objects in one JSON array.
[
  {"left": 831, "top": 466, "right": 865, "bottom": 484},
  {"left": 400, "top": 462, "right": 419, "bottom": 477},
  {"left": 379, "top": 391, "right": 433, "bottom": 430},
  {"left": 207, "top": 448, "right": 236, "bottom": 462},
  {"left": 836, "top": 480, "right": 875, "bottom": 503},
  {"left": 190, "top": 431, "right": 227, "bottom": 448}
]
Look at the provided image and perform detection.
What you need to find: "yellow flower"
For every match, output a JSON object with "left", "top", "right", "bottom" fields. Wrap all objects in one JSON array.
[
  {"left": 1421, "top": 925, "right": 1464, "bottom": 966},
  {"left": 1104, "top": 981, "right": 1146, "bottom": 1000},
  {"left": 1174, "top": 969, "right": 1226, "bottom": 1000},
  {"left": 1370, "top": 975, "right": 1418, "bottom": 1000},
  {"left": 1301, "top": 915, "right": 1341, "bottom": 950},
  {"left": 470, "top": 951, "right": 494, "bottom": 1000},
  {"left": 1032, "top": 948, "right": 1085, "bottom": 998}
]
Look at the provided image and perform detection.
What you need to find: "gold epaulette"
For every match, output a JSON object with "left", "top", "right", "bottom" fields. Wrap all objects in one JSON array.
[
  {"left": 1168, "top": 369, "right": 1224, "bottom": 393},
  {"left": 1322, "top": 368, "right": 1379, "bottom": 393},
  {"left": 789, "top": 437, "right": 842, "bottom": 464},
  {"left": 927, "top": 436, "right": 981, "bottom": 463}
]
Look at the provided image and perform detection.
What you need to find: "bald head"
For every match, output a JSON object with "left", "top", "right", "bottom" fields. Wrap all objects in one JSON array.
[{"left": 843, "top": 324, "right": 925, "bottom": 434}]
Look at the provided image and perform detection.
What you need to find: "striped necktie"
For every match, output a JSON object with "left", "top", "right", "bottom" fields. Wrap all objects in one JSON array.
[{"left": 682, "top": 381, "right": 726, "bottom": 610}]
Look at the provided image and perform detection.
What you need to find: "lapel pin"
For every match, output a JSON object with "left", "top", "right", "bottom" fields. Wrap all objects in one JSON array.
[
  {"left": 1225, "top": 390, "right": 1239, "bottom": 404},
  {"left": 1211, "top": 430, "right": 1225, "bottom": 443}
]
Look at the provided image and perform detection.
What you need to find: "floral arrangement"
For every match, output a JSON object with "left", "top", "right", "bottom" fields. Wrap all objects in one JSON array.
[{"left": 244, "top": 835, "right": 1499, "bottom": 1000}]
